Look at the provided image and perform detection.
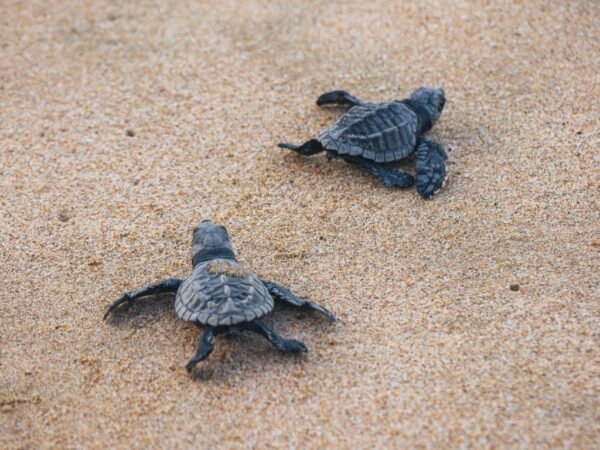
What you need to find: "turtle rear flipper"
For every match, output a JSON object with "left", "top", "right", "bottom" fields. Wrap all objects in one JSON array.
[
  {"left": 243, "top": 320, "right": 307, "bottom": 353},
  {"left": 186, "top": 327, "right": 216, "bottom": 372},
  {"left": 415, "top": 138, "right": 447, "bottom": 199},
  {"left": 343, "top": 156, "right": 415, "bottom": 188},
  {"left": 278, "top": 139, "right": 324, "bottom": 156}
]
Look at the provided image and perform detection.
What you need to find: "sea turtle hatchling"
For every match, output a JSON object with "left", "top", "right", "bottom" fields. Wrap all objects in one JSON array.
[
  {"left": 279, "top": 87, "right": 448, "bottom": 199},
  {"left": 104, "top": 220, "right": 336, "bottom": 373}
]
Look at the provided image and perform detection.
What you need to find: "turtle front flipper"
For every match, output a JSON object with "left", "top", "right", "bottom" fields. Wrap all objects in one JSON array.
[
  {"left": 262, "top": 280, "right": 336, "bottom": 323},
  {"left": 103, "top": 278, "right": 183, "bottom": 320},
  {"left": 316, "top": 90, "right": 366, "bottom": 107},
  {"left": 415, "top": 138, "right": 448, "bottom": 199},
  {"left": 342, "top": 156, "right": 415, "bottom": 188}
]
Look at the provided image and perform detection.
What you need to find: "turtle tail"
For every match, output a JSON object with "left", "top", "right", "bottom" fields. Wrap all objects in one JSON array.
[{"left": 278, "top": 139, "right": 324, "bottom": 156}]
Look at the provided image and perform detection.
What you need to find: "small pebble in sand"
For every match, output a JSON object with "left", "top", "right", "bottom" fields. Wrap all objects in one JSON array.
[
  {"left": 57, "top": 211, "right": 71, "bottom": 222},
  {"left": 510, "top": 283, "right": 520, "bottom": 292},
  {"left": 126, "top": 129, "right": 135, "bottom": 137},
  {"left": 88, "top": 258, "right": 102, "bottom": 267}
]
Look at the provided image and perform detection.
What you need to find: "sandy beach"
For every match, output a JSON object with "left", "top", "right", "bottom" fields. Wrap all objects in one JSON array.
[{"left": 1, "top": 0, "right": 598, "bottom": 448}]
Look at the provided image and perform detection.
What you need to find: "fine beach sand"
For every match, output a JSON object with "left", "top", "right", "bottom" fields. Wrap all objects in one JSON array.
[{"left": 1, "top": 1, "right": 598, "bottom": 448}]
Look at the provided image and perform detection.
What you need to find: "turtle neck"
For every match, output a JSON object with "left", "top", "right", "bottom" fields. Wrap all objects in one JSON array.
[
  {"left": 192, "top": 248, "right": 237, "bottom": 267},
  {"left": 400, "top": 99, "right": 433, "bottom": 134}
]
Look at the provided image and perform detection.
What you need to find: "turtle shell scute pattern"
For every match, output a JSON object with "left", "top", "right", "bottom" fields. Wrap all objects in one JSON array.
[
  {"left": 175, "top": 259, "right": 273, "bottom": 326},
  {"left": 318, "top": 102, "right": 418, "bottom": 163}
]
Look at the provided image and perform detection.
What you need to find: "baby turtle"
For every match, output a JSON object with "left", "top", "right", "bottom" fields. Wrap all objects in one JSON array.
[
  {"left": 104, "top": 220, "right": 335, "bottom": 373},
  {"left": 279, "top": 87, "right": 448, "bottom": 199}
]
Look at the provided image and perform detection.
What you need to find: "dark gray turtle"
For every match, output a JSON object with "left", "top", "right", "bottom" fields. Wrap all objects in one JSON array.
[
  {"left": 104, "top": 220, "right": 335, "bottom": 373},
  {"left": 279, "top": 87, "right": 448, "bottom": 199}
]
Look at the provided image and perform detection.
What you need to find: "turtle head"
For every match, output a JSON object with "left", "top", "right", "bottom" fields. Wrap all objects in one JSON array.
[
  {"left": 191, "top": 220, "right": 236, "bottom": 266},
  {"left": 409, "top": 87, "right": 446, "bottom": 125}
]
